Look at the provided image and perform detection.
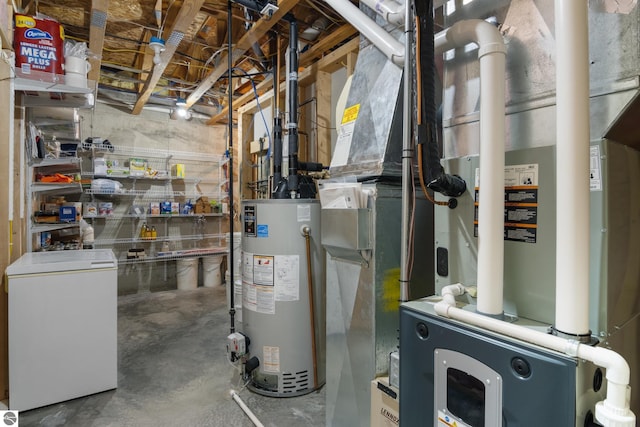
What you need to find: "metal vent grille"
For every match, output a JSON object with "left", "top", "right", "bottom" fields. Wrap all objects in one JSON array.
[
  {"left": 91, "top": 10, "right": 107, "bottom": 28},
  {"left": 167, "top": 31, "right": 184, "bottom": 46},
  {"left": 282, "top": 370, "right": 309, "bottom": 393}
]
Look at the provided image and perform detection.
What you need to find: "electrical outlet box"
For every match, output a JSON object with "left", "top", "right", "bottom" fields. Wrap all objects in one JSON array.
[{"left": 389, "top": 351, "right": 400, "bottom": 389}]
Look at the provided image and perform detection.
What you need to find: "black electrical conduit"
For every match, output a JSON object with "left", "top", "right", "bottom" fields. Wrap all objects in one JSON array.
[
  {"left": 228, "top": 0, "right": 236, "bottom": 334},
  {"left": 271, "top": 34, "right": 284, "bottom": 195},
  {"left": 415, "top": 0, "right": 466, "bottom": 200}
]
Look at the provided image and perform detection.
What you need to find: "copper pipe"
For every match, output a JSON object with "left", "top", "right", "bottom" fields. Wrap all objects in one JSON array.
[{"left": 302, "top": 226, "right": 318, "bottom": 388}]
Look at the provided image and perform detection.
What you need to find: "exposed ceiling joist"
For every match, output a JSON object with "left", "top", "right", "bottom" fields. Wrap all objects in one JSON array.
[
  {"left": 185, "top": 0, "right": 299, "bottom": 108},
  {"left": 206, "top": 36, "right": 360, "bottom": 125},
  {"left": 132, "top": 0, "right": 206, "bottom": 114},
  {"left": 298, "top": 24, "right": 357, "bottom": 68},
  {"left": 135, "top": 30, "right": 154, "bottom": 93},
  {"left": 88, "top": 0, "right": 109, "bottom": 83}
]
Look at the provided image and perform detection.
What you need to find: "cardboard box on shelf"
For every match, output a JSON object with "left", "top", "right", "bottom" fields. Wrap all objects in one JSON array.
[
  {"left": 94, "top": 158, "right": 129, "bottom": 177},
  {"left": 98, "top": 202, "right": 113, "bottom": 216},
  {"left": 171, "top": 163, "right": 185, "bottom": 178},
  {"left": 195, "top": 197, "right": 211, "bottom": 214},
  {"left": 63, "top": 202, "right": 82, "bottom": 221},
  {"left": 160, "top": 201, "right": 172, "bottom": 214},
  {"left": 129, "top": 158, "right": 147, "bottom": 177},
  {"left": 84, "top": 202, "right": 98, "bottom": 217},
  {"left": 150, "top": 202, "right": 160, "bottom": 215},
  {"left": 59, "top": 206, "right": 77, "bottom": 223}
]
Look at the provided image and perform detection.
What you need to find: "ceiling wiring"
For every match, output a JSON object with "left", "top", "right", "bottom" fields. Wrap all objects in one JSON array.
[{"left": 29, "top": 0, "right": 357, "bottom": 116}]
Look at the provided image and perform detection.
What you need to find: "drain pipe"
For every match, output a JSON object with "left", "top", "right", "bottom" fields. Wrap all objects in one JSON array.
[
  {"left": 434, "top": 20, "right": 506, "bottom": 316},
  {"left": 230, "top": 389, "right": 265, "bottom": 427},
  {"left": 554, "top": 0, "right": 590, "bottom": 338},
  {"left": 436, "top": 285, "right": 636, "bottom": 427},
  {"left": 323, "top": 0, "right": 405, "bottom": 67},
  {"left": 361, "top": 0, "right": 405, "bottom": 26}
]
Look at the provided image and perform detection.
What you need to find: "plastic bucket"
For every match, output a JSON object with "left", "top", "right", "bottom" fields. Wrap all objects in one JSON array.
[
  {"left": 176, "top": 258, "right": 198, "bottom": 290},
  {"left": 202, "top": 255, "right": 223, "bottom": 288}
]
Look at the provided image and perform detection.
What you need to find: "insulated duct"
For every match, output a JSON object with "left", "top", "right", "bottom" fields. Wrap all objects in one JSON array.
[
  {"left": 298, "top": 17, "right": 328, "bottom": 52},
  {"left": 434, "top": 20, "right": 507, "bottom": 316},
  {"left": 416, "top": 0, "right": 466, "bottom": 199}
]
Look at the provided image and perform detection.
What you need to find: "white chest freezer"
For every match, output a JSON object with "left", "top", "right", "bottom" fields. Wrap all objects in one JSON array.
[{"left": 6, "top": 249, "right": 118, "bottom": 411}]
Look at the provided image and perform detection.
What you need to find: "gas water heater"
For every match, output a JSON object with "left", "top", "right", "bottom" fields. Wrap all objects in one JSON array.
[{"left": 240, "top": 199, "right": 325, "bottom": 397}]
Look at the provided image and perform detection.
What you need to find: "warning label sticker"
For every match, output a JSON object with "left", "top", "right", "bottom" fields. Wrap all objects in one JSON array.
[
  {"left": 590, "top": 145, "right": 602, "bottom": 191},
  {"left": 263, "top": 346, "right": 280, "bottom": 373},
  {"left": 475, "top": 164, "right": 539, "bottom": 243},
  {"left": 437, "top": 410, "right": 471, "bottom": 427}
]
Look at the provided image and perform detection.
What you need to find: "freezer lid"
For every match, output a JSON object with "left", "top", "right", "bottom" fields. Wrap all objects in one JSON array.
[{"left": 6, "top": 249, "right": 117, "bottom": 275}]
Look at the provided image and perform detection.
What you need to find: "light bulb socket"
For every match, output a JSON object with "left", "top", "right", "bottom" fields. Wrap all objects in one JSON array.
[{"left": 149, "top": 36, "right": 165, "bottom": 49}]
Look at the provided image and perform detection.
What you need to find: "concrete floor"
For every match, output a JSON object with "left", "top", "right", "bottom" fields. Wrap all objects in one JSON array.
[{"left": 19, "top": 286, "right": 325, "bottom": 427}]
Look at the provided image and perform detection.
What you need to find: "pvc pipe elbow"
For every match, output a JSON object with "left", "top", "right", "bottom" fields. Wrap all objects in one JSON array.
[
  {"left": 441, "top": 283, "right": 466, "bottom": 297},
  {"left": 391, "top": 50, "right": 405, "bottom": 67},
  {"left": 435, "top": 19, "right": 506, "bottom": 57},
  {"left": 434, "top": 300, "right": 451, "bottom": 317},
  {"left": 580, "top": 345, "right": 631, "bottom": 385},
  {"left": 360, "top": 0, "right": 404, "bottom": 26},
  {"left": 439, "top": 283, "right": 466, "bottom": 306}
]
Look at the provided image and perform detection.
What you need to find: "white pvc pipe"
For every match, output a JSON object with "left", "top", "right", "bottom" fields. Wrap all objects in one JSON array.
[
  {"left": 436, "top": 285, "right": 636, "bottom": 427},
  {"left": 323, "top": 0, "right": 405, "bottom": 67},
  {"left": 554, "top": 0, "right": 591, "bottom": 336},
  {"left": 230, "top": 389, "right": 265, "bottom": 427},
  {"left": 435, "top": 20, "right": 506, "bottom": 316},
  {"left": 360, "top": 0, "right": 405, "bottom": 26}
]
